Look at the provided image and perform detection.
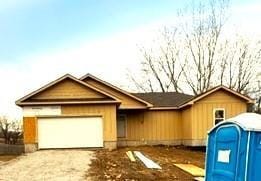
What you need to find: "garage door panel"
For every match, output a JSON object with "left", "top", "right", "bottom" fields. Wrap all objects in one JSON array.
[{"left": 38, "top": 117, "right": 103, "bottom": 149}]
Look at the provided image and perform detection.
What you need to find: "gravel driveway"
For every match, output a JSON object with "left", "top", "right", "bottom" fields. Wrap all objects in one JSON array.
[{"left": 0, "top": 150, "right": 94, "bottom": 181}]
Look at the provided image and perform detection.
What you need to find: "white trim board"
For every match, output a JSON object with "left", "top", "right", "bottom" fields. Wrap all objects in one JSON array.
[
  {"left": 134, "top": 151, "right": 161, "bottom": 169},
  {"left": 23, "top": 106, "right": 61, "bottom": 116}
]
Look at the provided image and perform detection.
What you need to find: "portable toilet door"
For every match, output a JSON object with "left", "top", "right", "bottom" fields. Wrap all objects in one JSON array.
[
  {"left": 205, "top": 113, "right": 261, "bottom": 181},
  {"left": 206, "top": 124, "right": 245, "bottom": 180}
]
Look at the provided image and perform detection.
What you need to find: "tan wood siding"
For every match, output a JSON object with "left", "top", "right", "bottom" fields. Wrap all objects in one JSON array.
[
  {"left": 181, "top": 107, "right": 192, "bottom": 140},
  {"left": 84, "top": 79, "right": 147, "bottom": 109},
  {"left": 122, "top": 110, "right": 182, "bottom": 141},
  {"left": 31, "top": 79, "right": 106, "bottom": 100},
  {"left": 23, "top": 117, "right": 37, "bottom": 144},
  {"left": 61, "top": 104, "right": 117, "bottom": 141},
  {"left": 191, "top": 90, "right": 247, "bottom": 140}
]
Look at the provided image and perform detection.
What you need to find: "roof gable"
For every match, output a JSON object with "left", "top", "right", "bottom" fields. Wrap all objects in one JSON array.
[
  {"left": 17, "top": 74, "right": 253, "bottom": 109},
  {"left": 16, "top": 74, "right": 120, "bottom": 106},
  {"left": 80, "top": 74, "right": 152, "bottom": 108},
  {"left": 30, "top": 79, "right": 106, "bottom": 100},
  {"left": 179, "top": 86, "right": 254, "bottom": 108}
]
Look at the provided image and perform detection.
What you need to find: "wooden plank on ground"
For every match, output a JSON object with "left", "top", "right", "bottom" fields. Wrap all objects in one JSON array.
[
  {"left": 194, "top": 177, "right": 205, "bottom": 181},
  {"left": 134, "top": 151, "right": 161, "bottom": 169},
  {"left": 174, "top": 164, "right": 205, "bottom": 177},
  {"left": 126, "top": 151, "right": 136, "bottom": 162}
]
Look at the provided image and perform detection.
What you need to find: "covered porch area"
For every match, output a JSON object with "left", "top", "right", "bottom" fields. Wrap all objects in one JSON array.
[{"left": 116, "top": 109, "right": 183, "bottom": 147}]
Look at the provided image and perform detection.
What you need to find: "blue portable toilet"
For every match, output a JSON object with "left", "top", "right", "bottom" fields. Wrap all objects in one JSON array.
[{"left": 205, "top": 113, "right": 261, "bottom": 181}]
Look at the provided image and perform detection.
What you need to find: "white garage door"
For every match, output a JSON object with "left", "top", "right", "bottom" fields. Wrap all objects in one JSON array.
[{"left": 38, "top": 117, "right": 103, "bottom": 149}]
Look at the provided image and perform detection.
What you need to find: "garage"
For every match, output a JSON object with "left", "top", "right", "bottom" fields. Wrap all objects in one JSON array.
[{"left": 38, "top": 117, "right": 103, "bottom": 149}]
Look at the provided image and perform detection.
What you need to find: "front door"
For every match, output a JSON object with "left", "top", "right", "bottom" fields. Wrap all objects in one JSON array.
[{"left": 117, "top": 114, "right": 126, "bottom": 138}]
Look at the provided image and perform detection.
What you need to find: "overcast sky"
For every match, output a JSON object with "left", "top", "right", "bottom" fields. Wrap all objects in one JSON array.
[{"left": 0, "top": 0, "right": 261, "bottom": 118}]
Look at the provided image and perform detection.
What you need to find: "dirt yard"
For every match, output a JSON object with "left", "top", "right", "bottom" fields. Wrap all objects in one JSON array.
[
  {"left": 87, "top": 146, "right": 205, "bottom": 180},
  {"left": 0, "top": 155, "right": 17, "bottom": 164}
]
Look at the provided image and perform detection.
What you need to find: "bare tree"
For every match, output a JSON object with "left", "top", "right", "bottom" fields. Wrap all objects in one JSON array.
[
  {"left": 130, "top": 0, "right": 230, "bottom": 95},
  {"left": 130, "top": 0, "right": 261, "bottom": 100},
  {"left": 218, "top": 38, "right": 261, "bottom": 94},
  {"left": 0, "top": 117, "right": 10, "bottom": 144},
  {"left": 132, "top": 27, "right": 185, "bottom": 93},
  {"left": 247, "top": 73, "right": 261, "bottom": 113},
  {"left": 0, "top": 116, "right": 22, "bottom": 144},
  {"left": 180, "top": 0, "right": 229, "bottom": 95}
]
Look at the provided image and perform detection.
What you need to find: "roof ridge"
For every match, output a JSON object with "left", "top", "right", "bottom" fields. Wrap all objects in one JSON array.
[{"left": 178, "top": 85, "right": 254, "bottom": 108}]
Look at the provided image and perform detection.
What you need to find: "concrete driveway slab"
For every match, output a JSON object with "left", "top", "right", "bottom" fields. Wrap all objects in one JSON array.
[{"left": 0, "top": 150, "right": 94, "bottom": 181}]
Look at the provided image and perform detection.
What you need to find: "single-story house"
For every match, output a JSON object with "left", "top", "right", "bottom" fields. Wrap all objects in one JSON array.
[{"left": 16, "top": 74, "right": 254, "bottom": 152}]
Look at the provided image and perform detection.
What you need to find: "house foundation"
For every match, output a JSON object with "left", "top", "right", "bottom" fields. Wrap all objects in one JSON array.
[{"left": 24, "top": 144, "right": 38, "bottom": 153}]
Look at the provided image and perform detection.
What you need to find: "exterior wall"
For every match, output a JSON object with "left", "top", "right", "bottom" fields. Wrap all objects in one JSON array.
[
  {"left": 23, "top": 104, "right": 117, "bottom": 151},
  {"left": 118, "top": 110, "right": 182, "bottom": 146},
  {"left": 30, "top": 79, "right": 106, "bottom": 100},
  {"left": 61, "top": 104, "right": 117, "bottom": 143},
  {"left": 22, "top": 85, "right": 249, "bottom": 150},
  {"left": 188, "top": 90, "right": 247, "bottom": 146},
  {"left": 181, "top": 107, "right": 192, "bottom": 141},
  {"left": 84, "top": 79, "right": 147, "bottom": 109}
]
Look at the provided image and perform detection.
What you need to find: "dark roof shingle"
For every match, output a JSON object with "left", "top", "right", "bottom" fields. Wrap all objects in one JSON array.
[{"left": 132, "top": 92, "right": 194, "bottom": 107}]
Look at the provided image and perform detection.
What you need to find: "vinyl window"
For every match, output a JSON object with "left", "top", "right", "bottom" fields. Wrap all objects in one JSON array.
[{"left": 214, "top": 108, "right": 225, "bottom": 125}]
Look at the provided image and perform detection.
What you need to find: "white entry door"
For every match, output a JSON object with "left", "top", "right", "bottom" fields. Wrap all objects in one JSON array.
[{"left": 38, "top": 117, "right": 103, "bottom": 149}]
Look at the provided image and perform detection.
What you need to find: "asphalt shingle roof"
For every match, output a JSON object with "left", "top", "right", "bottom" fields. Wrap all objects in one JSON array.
[{"left": 132, "top": 92, "right": 194, "bottom": 107}]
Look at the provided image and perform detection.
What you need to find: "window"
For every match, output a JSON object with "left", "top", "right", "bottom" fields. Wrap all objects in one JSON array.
[
  {"left": 117, "top": 115, "right": 126, "bottom": 138},
  {"left": 214, "top": 108, "right": 225, "bottom": 125}
]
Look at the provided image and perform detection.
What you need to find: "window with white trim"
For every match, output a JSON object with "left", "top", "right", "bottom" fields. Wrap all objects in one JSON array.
[
  {"left": 214, "top": 108, "right": 225, "bottom": 125},
  {"left": 117, "top": 114, "right": 126, "bottom": 138}
]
